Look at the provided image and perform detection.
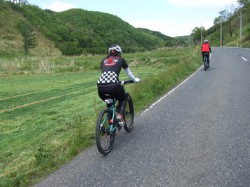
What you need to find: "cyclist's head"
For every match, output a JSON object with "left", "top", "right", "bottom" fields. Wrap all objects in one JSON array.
[
  {"left": 109, "top": 44, "right": 122, "bottom": 56},
  {"left": 204, "top": 39, "right": 209, "bottom": 43}
]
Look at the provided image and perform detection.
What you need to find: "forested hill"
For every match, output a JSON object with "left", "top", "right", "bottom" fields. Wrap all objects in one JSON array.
[
  {"left": 0, "top": 1, "right": 179, "bottom": 56},
  {"left": 138, "top": 28, "right": 178, "bottom": 46}
]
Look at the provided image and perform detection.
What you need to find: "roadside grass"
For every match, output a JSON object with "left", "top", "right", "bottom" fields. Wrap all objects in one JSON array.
[
  {"left": 0, "top": 47, "right": 201, "bottom": 187},
  {"left": 0, "top": 55, "right": 101, "bottom": 75}
]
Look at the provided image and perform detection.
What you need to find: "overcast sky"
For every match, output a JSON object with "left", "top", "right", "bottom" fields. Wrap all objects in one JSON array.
[{"left": 27, "top": 0, "right": 239, "bottom": 37}]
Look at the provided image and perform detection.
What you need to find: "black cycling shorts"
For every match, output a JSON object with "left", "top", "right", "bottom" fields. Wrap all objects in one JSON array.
[{"left": 97, "top": 83, "right": 126, "bottom": 102}]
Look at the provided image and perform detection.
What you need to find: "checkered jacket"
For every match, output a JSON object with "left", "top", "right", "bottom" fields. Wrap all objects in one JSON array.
[
  {"left": 97, "top": 71, "right": 118, "bottom": 84},
  {"left": 97, "top": 55, "right": 128, "bottom": 85}
]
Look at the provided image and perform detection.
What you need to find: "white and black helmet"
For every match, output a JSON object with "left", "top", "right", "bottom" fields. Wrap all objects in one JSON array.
[
  {"left": 204, "top": 39, "right": 209, "bottom": 43},
  {"left": 109, "top": 44, "right": 122, "bottom": 54}
]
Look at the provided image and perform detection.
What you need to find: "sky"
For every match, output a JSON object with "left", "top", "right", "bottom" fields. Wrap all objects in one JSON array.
[{"left": 27, "top": 0, "right": 239, "bottom": 37}]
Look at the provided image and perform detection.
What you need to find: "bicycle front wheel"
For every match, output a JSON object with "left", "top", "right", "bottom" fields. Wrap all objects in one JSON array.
[
  {"left": 95, "top": 108, "right": 115, "bottom": 155},
  {"left": 124, "top": 93, "right": 134, "bottom": 132}
]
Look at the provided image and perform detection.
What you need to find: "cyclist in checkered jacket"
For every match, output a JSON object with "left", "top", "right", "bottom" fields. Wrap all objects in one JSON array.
[{"left": 97, "top": 44, "right": 140, "bottom": 125}]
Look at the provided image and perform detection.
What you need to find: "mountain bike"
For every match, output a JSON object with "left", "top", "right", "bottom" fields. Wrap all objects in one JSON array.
[
  {"left": 95, "top": 80, "right": 135, "bottom": 155},
  {"left": 203, "top": 54, "right": 209, "bottom": 71}
]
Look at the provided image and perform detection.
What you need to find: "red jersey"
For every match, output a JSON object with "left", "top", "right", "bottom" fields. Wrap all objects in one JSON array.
[{"left": 201, "top": 43, "right": 210, "bottom": 52}]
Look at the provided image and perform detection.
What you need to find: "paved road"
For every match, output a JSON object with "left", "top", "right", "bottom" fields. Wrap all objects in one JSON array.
[{"left": 35, "top": 47, "right": 250, "bottom": 187}]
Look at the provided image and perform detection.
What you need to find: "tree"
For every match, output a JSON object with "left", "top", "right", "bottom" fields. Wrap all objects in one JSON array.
[
  {"left": 213, "top": 17, "right": 221, "bottom": 25},
  {"left": 238, "top": 0, "right": 250, "bottom": 44},
  {"left": 9, "top": 0, "right": 28, "bottom": 4},
  {"left": 219, "top": 5, "right": 240, "bottom": 38},
  {"left": 191, "top": 26, "right": 206, "bottom": 45},
  {"left": 237, "top": 0, "right": 250, "bottom": 7},
  {"left": 17, "top": 22, "right": 37, "bottom": 55}
]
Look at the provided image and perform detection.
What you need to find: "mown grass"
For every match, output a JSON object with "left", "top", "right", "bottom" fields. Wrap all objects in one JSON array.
[{"left": 0, "top": 47, "right": 201, "bottom": 187}]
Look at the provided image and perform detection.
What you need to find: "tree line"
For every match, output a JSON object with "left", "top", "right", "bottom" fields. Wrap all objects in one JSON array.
[
  {"left": 5, "top": 0, "right": 28, "bottom": 5},
  {"left": 191, "top": 0, "right": 250, "bottom": 46}
]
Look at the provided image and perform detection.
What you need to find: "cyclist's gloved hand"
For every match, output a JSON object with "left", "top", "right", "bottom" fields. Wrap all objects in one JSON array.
[{"left": 133, "top": 77, "right": 140, "bottom": 83}]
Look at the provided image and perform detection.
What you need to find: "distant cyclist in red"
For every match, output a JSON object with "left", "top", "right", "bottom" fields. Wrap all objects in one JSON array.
[
  {"left": 201, "top": 39, "right": 212, "bottom": 67},
  {"left": 97, "top": 44, "right": 140, "bottom": 127}
]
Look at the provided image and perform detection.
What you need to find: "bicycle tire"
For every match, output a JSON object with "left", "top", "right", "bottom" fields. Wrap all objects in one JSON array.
[
  {"left": 204, "top": 56, "right": 208, "bottom": 71},
  {"left": 124, "top": 93, "right": 134, "bottom": 132},
  {"left": 95, "top": 108, "right": 116, "bottom": 155}
]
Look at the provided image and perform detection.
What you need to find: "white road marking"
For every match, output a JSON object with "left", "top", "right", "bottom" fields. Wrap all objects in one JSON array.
[
  {"left": 241, "top": 57, "right": 248, "bottom": 62},
  {"left": 140, "top": 66, "right": 203, "bottom": 116}
]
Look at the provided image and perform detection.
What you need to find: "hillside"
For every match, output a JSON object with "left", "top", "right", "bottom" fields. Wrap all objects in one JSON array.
[
  {"left": 0, "top": 1, "right": 61, "bottom": 56},
  {"left": 0, "top": 1, "right": 179, "bottom": 56},
  {"left": 203, "top": 1, "right": 250, "bottom": 47},
  {"left": 138, "top": 28, "right": 179, "bottom": 46}
]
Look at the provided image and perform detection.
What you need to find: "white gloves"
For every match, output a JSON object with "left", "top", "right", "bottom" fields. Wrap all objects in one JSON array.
[
  {"left": 125, "top": 67, "right": 140, "bottom": 83},
  {"left": 133, "top": 77, "right": 140, "bottom": 83}
]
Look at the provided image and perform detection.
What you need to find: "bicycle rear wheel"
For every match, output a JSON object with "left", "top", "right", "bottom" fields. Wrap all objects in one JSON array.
[
  {"left": 204, "top": 63, "right": 207, "bottom": 71},
  {"left": 124, "top": 93, "right": 134, "bottom": 132},
  {"left": 95, "top": 108, "right": 116, "bottom": 155},
  {"left": 204, "top": 55, "right": 209, "bottom": 71},
  {"left": 204, "top": 56, "right": 207, "bottom": 71}
]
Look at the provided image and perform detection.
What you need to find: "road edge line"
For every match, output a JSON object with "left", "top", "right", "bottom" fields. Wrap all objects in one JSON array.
[{"left": 139, "top": 65, "right": 203, "bottom": 116}]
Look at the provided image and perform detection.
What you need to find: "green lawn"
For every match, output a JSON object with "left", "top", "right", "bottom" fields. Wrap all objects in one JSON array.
[{"left": 0, "top": 47, "right": 201, "bottom": 186}]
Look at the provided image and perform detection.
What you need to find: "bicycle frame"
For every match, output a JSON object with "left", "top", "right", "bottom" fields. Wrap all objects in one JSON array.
[
  {"left": 102, "top": 80, "right": 134, "bottom": 133},
  {"left": 95, "top": 79, "right": 135, "bottom": 155},
  {"left": 104, "top": 99, "right": 118, "bottom": 133}
]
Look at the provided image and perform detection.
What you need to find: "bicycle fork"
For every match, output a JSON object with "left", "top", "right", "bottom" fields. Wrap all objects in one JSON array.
[{"left": 102, "top": 107, "right": 117, "bottom": 134}]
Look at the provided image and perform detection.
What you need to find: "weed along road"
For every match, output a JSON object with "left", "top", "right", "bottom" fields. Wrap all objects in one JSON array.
[{"left": 35, "top": 47, "right": 250, "bottom": 187}]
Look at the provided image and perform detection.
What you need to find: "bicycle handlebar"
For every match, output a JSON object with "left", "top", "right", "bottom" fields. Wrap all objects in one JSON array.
[{"left": 120, "top": 80, "right": 135, "bottom": 85}]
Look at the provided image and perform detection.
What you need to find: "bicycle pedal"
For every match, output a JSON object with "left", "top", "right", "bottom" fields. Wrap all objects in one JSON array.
[
  {"left": 117, "top": 124, "right": 122, "bottom": 131},
  {"left": 100, "top": 127, "right": 106, "bottom": 133},
  {"left": 117, "top": 128, "right": 121, "bottom": 132}
]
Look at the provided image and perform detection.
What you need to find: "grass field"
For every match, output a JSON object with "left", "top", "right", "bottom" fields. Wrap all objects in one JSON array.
[{"left": 0, "top": 47, "right": 201, "bottom": 186}]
